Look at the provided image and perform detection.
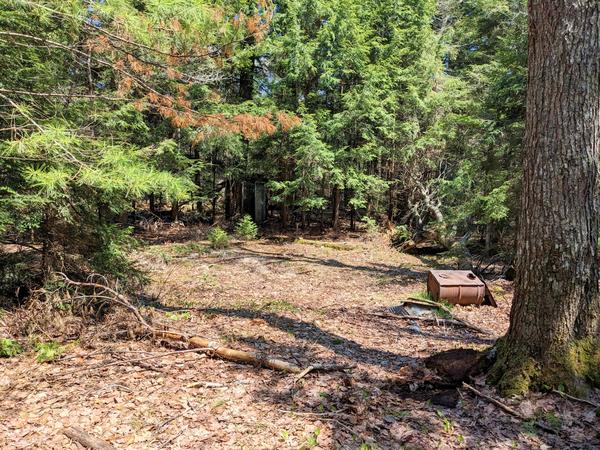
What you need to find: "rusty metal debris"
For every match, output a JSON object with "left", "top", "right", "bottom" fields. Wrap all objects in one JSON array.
[
  {"left": 427, "top": 270, "right": 496, "bottom": 307},
  {"left": 389, "top": 301, "right": 439, "bottom": 318}
]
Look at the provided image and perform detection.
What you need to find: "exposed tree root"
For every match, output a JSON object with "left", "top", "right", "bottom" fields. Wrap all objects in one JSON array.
[{"left": 489, "top": 336, "right": 600, "bottom": 397}]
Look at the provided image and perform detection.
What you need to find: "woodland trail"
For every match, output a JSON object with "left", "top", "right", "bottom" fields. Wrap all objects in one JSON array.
[{"left": 1, "top": 230, "right": 598, "bottom": 449}]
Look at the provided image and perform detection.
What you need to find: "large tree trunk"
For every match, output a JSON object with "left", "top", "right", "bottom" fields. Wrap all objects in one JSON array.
[{"left": 490, "top": 0, "right": 600, "bottom": 396}]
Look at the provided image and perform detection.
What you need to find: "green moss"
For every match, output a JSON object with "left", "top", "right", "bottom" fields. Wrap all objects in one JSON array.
[
  {"left": 497, "top": 357, "right": 540, "bottom": 397},
  {"left": 490, "top": 337, "right": 600, "bottom": 397},
  {"left": 488, "top": 338, "right": 540, "bottom": 397},
  {"left": 567, "top": 338, "right": 600, "bottom": 387}
]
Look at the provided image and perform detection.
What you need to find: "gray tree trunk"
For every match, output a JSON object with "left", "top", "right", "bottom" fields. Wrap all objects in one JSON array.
[{"left": 491, "top": 0, "right": 600, "bottom": 395}]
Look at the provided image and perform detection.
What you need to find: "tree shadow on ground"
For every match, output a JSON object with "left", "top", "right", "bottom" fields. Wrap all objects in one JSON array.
[
  {"left": 215, "top": 246, "right": 428, "bottom": 286},
  {"left": 212, "top": 341, "right": 565, "bottom": 449},
  {"left": 192, "top": 307, "right": 567, "bottom": 447},
  {"left": 200, "top": 306, "right": 418, "bottom": 371},
  {"left": 142, "top": 302, "right": 562, "bottom": 447}
]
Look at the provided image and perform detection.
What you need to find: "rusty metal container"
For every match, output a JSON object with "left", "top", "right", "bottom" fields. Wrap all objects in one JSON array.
[{"left": 427, "top": 270, "right": 485, "bottom": 306}]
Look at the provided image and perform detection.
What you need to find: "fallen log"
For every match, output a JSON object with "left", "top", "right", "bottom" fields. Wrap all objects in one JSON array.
[
  {"left": 63, "top": 426, "right": 114, "bottom": 450},
  {"left": 58, "top": 274, "right": 305, "bottom": 374},
  {"left": 157, "top": 331, "right": 303, "bottom": 373}
]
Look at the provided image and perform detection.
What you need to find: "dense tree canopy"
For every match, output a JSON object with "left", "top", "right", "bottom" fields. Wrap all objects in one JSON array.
[{"left": 0, "top": 0, "right": 527, "bottom": 288}]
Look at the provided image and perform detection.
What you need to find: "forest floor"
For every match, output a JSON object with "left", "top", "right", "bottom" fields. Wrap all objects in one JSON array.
[{"left": 1, "top": 226, "right": 599, "bottom": 449}]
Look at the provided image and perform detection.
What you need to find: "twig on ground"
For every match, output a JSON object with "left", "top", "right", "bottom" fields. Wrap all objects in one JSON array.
[
  {"left": 552, "top": 389, "right": 600, "bottom": 408},
  {"left": 294, "top": 365, "right": 315, "bottom": 381},
  {"left": 151, "top": 411, "right": 186, "bottom": 432},
  {"left": 54, "top": 348, "right": 209, "bottom": 376},
  {"left": 186, "top": 381, "right": 226, "bottom": 388},
  {"left": 278, "top": 407, "right": 349, "bottom": 417},
  {"left": 63, "top": 426, "right": 114, "bottom": 450},
  {"left": 294, "top": 364, "right": 352, "bottom": 382},
  {"left": 330, "top": 418, "right": 355, "bottom": 435},
  {"left": 158, "top": 425, "right": 188, "bottom": 449},
  {"left": 462, "top": 383, "right": 557, "bottom": 434}
]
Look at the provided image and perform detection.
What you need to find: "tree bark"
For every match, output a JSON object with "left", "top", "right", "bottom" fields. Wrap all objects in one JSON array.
[
  {"left": 332, "top": 186, "right": 341, "bottom": 230},
  {"left": 224, "top": 178, "right": 232, "bottom": 220},
  {"left": 281, "top": 200, "right": 289, "bottom": 228},
  {"left": 170, "top": 200, "right": 179, "bottom": 222},
  {"left": 490, "top": 0, "right": 600, "bottom": 396}
]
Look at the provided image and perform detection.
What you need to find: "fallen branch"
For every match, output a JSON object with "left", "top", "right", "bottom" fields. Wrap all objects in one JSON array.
[
  {"left": 462, "top": 383, "right": 557, "bottom": 434},
  {"left": 58, "top": 273, "right": 154, "bottom": 330},
  {"left": 370, "top": 312, "right": 489, "bottom": 335},
  {"left": 187, "top": 381, "right": 226, "bottom": 388},
  {"left": 295, "top": 365, "right": 315, "bottom": 381},
  {"left": 63, "top": 426, "right": 114, "bottom": 450},
  {"left": 552, "top": 388, "right": 600, "bottom": 408},
  {"left": 157, "top": 331, "right": 304, "bottom": 373},
  {"left": 58, "top": 274, "right": 306, "bottom": 374}
]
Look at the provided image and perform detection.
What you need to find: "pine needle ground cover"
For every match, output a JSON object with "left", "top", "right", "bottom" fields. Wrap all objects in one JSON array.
[{"left": 1, "top": 228, "right": 598, "bottom": 449}]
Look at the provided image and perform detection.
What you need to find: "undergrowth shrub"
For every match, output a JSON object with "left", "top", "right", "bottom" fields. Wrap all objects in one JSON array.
[
  {"left": 235, "top": 215, "right": 258, "bottom": 240},
  {"left": 207, "top": 227, "right": 230, "bottom": 249},
  {"left": 0, "top": 338, "right": 23, "bottom": 357},
  {"left": 361, "top": 217, "right": 379, "bottom": 236},
  {"left": 0, "top": 252, "right": 40, "bottom": 303},
  {"left": 34, "top": 341, "right": 64, "bottom": 363},
  {"left": 391, "top": 225, "right": 410, "bottom": 246},
  {"left": 90, "top": 225, "right": 145, "bottom": 285}
]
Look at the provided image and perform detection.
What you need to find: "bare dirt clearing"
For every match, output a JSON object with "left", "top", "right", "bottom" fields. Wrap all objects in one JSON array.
[{"left": 1, "top": 231, "right": 598, "bottom": 449}]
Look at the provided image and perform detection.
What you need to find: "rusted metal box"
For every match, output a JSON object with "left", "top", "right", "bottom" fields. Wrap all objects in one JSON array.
[{"left": 427, "top": 270, "right": 485, "bottom": 306}]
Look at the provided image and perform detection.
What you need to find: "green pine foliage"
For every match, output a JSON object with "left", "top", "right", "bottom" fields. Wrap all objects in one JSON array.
[
  {"left": 1, "top": 0, "right": 529, "bottom": 300},
  {"left": 235, "top": 215, "right": 259, "bottom": 240},
  {"left": 207, "top": 227, "right": 230, "bottom": 249}
]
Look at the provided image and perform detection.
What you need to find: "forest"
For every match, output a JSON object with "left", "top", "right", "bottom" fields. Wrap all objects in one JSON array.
[{"left": 0, "top": 0, "right": 598, "bottom": 449}]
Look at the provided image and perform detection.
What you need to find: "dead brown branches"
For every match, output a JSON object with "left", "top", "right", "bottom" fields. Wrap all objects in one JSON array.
[
  {"left": 462, "top": 383, "right": 557, "bottom": 434},
  {"left": 57, "top": 273, "right": 310, "bottom": 374}
]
